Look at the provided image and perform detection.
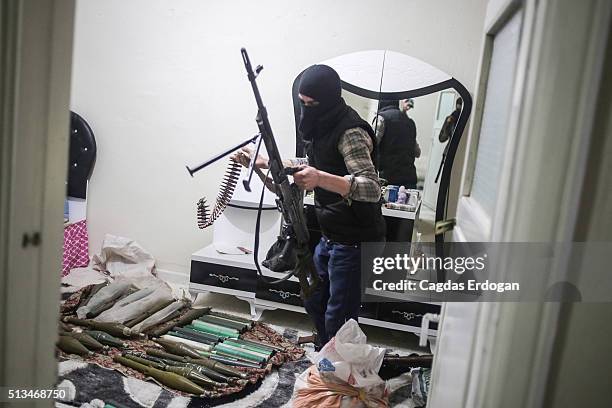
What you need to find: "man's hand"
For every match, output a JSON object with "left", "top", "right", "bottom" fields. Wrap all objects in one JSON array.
[
  {"left": 230, "top": 146, "right": 269, "bottom": 169},
  {"left": 293, "top": 165, "right": 320, "bottom": 190}
]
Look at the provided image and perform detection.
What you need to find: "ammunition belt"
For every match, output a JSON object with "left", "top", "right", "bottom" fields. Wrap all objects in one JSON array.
[{"left": 196, "top": 160, "right": 241, "bottom": 229}]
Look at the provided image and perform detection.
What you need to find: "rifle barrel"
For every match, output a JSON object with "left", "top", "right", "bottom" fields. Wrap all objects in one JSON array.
[{"left": 186, "top": 134, "right": 259, "bottom": 177}]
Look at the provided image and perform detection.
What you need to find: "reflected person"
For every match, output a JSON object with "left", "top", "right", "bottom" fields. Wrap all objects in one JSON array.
[
  {"left": 375, "top": 99, "right": 421, "bottom": 189},
  {"left": 439, "top": 97, "right": 463, "bottom": 143},
  {"left": 400, "top": 98, "right": 414, "bottom": 116}
]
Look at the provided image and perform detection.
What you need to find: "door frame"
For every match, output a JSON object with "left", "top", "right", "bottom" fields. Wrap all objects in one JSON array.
[
  {"left": 429, "top": 0, "right": 612, "bottom": 407},
  {"left": 0, "top": 0, "right": 75, "bottom": 394},
  {"left": 474, "top": 0, "right": 611, "bottom": 407},
  {"left": 429, "top": 1, "right": 529, "bottom": 405}
]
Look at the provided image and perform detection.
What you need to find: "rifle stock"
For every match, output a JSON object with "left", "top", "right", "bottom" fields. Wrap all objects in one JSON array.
[{"left": 240, "top": 48, "right": 319, "bottom": 298}]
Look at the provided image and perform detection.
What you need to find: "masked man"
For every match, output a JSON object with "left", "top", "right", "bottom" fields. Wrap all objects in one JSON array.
[{"left": 233, "top": 65, "right": 385, "bottom": 347}]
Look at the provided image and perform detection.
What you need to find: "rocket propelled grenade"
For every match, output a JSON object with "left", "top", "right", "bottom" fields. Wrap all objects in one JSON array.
[
  {"left": 80, "top": 281, "right": 134, "bottom": 318},
  {"left": 214, "top": 343, "right": 266, "bottom": 364},
  {"left": 144, "top": 348, "right": 246, "bottom": 379},
  {"left": 199, "top": 350, "right": 262, "bottom": 368},
  {"left": 59, "top": 321, "right": 73, "bottom": 333},
  {"left": 238, "top": 337, "right": 285, "bottom": 352},
  {"left": 209, "top": 311, "right": 254, "bottom": 326},
  {"left": 143, "top": 349, "right": 232, "bottom": 383},
  {"left": 159, "top": 334, "right": 213, "bottom": 352},
  {"left": 113, "top": 356, "right": 205, "bottom": 395},
  {"left": 154, "top": 338, "right": 204, "bottom": 359},
  {"left": 131, "top": 299, "right": 189, "bottom": 333},
  {"left": 168, "top": 330, "right": 216, "bottom": 345},
  {"left": 229, "top": 338, "right": 275, "bottom": 354},
  {"left": 198, "top": 315, "right": 249, "bottom": 332},
  {"left": 205, "top": 354, "right": 259, "bottom": 368},
  {"left": 123, "top": 353, "right": 167, "bottom": 370},
  {"left": 63, "top": 317, "right": 144, "bottom": 339},
  {"left": 146, "top": 347, "right": 190, "bottom": 362},
  {"left": 57, "top": 336, "right": 94, "bottom": 356},
  {"left": 145, "top": 307, "right": 211, "bottom": 337},
  {"left": 191, "top": 320, "right": 239, "bottom": 338},
  {"left": 176, "top": 362, "right": 231, "bottom": 383},
  {"left": 174, "top": 326, "right": 220, "bottom": 343},
  {"left": 191, "top": 358, "right": 246, "bottom": 379},
  {"left": 184, "top": 324, "right": 226, "bottom": 340},
  {"left": 224, "top": 339, "right": 272, "bottom": 356},
  {"left": 65, "top": 331, "right": 108, "bottom": 351},
  {"left": 86, "top": 330, "right": 128, "bottom": 348},
  {"left": 127, "top": 352, "right": 229, "bottom": 388},
  {"left": 165, "top": 366, "right": 226, "bottom": 388},
  {"left": 124, "top": 299, "right": 175, "bottom": 327}
]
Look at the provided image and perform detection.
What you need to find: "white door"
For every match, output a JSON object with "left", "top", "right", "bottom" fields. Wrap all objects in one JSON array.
[
  {"left": 422, "top": 91, "right": 458, "bottom": 210},
  {"left": 427, "top": 3, "right": 525, "bottom": 407},
  {"left": 428, "top": 0, "right": 611, "bottom": 407}
]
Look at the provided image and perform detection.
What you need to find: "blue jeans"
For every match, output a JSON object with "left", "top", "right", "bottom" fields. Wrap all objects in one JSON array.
[{"left": 303, "top": 237, "right": 361, "bottom": 346}]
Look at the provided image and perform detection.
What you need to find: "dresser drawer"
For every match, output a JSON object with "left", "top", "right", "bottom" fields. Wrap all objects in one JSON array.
[
  {"left": 359, "top": 303, "right": 379, "bottom": 319},
  {"left": 378, "top": 302, "right": 440, "bottom": 329},
  {"left": 256, "top": 278, "right": 303, "bottom": 307},
  {"left": 190, "top": 261, "right": 257, "bottom": 293}
]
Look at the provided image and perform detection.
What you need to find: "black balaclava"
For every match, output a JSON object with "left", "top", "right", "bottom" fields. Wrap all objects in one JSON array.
[{"left": 298, "top": 64, "right": 342, "bottom": 139}]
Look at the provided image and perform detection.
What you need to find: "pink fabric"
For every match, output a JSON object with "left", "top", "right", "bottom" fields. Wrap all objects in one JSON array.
[{"left": 62, "top": 220, "right": 89, "bottom": 276}]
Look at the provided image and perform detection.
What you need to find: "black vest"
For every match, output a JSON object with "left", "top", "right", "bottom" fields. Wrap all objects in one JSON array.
[
  {"left": 305, "top": 102, "right": 385, "bottom": 244},
  {"left": 378, "top": 106, "right": 418, "bottom": 187}
]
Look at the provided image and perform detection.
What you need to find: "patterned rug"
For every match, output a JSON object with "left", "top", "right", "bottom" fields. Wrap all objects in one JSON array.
[{"left": 55, "top": 327, "right": 417, "bottom": 408}]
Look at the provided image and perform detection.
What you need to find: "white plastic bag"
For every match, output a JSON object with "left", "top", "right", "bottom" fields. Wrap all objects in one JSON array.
[
  {"left": 315, "top": 319, "right": 387, "bottom": 389},
  {"left": 293, "top": 319, "right": 389, "bottom": 407},
  {"left": 92, "top": 234, "right": 156, "bottom": 279}
]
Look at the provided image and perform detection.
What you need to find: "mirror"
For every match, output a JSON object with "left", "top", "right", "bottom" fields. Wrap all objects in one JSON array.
[
  {"left": 292, "top": 50, "right": 471, "bottom": 254},
  {"left": 339, "top": 89, "right": 462, "bottom": 242}
]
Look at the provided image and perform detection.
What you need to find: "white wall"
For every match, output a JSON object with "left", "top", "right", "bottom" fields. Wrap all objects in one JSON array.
[{"left": 71, "top": 0, "right": 487, "bottom": 277}]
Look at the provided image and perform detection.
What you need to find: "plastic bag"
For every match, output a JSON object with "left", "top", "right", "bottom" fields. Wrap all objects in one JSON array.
[
  {"left": 411, "top": 367, "right": 431, "bottom": 407},
  {"left": 315, "top": 318, "right": 387, "bottom": 388},
  {"left": 293, "top": 319, "right": 389, "bottom": 407},
  {"left": 92, "top": 234, "right": 156, "bottom": 279}
]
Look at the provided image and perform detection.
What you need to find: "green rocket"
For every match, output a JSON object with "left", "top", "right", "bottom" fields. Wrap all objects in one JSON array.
[{"left": 113, "top": 355, "right": 205, "bottom": 395}]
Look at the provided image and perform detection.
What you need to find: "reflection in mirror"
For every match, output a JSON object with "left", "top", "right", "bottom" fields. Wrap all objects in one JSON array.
[
  {"left": 419, "top": 90, "right": 461, "bottom": 241},
  {"left": 341, "top": 89, "right": 462, "bottom": 242}
]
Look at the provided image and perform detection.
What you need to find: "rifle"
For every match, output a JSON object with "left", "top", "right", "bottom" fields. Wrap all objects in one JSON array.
[
  {"left": 186, "top": 49, "right": 319, "bottom": 297},
  {"left": 378, "top": 354, "right": 434, "bottom": 380},
  {"left": 240, "top": 48, "right": 319, "bottom": 298}
]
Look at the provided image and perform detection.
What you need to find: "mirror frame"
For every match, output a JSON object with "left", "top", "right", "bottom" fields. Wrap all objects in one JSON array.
[{"left": 291, "top": 51, "right": 472, "bottom": 275}]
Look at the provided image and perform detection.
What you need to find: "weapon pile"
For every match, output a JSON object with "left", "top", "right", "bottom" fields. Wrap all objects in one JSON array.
[
  {"left": 196, "top": 159, "right": 242, "bottom": 229},
  {"left": 58, "top": 284, "right": 302, "bottom": 398}
]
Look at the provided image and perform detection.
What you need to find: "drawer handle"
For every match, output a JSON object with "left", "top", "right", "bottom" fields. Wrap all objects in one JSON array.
[
  {"left": 269, "top": 289, "right": 300, "bottom": 300},
  {"left": 209, "top": 273, "right": 239, "bottom": 283},
  {"left": 391, "top": 310, "right": 423, "bottom": 321}
]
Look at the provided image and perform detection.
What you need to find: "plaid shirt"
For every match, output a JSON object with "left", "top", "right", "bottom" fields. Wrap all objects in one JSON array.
[{"left": 290, "top": 127, "right": 381, "bottom": 203}]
